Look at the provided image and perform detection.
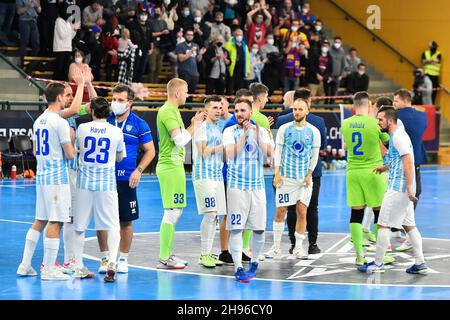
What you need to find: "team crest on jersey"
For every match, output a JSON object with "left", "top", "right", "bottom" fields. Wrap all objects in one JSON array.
[
  {"left": 126, "top": 125, "right": 133, "bottom": 132},
  {"left": 292, "top": 140, "right": 304, "bottom": 153},
  {"left": 245, "top": 141, "right": 258, "bottom": 155}
]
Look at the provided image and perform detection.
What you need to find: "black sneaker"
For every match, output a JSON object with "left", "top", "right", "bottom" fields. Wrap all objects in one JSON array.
[
  {"left": 218, "top": 250, "right": 234, "bottom": 265},
  {"left": 242, "top": 252, "right": 251, "bottom": 263},
  {"left": 308, "top": 244, "right": 321, "bottom": 254},
  {"left": 289, "top": 244, "right": 295, "bottom": 254}
]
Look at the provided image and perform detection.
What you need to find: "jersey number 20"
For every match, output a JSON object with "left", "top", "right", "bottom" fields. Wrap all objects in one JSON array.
[
  {"left": 84, "top": 137, "right": 111, "bottom": 164},
  {"left": 352, "top": 132, "right": 364, "bottom": 155}
]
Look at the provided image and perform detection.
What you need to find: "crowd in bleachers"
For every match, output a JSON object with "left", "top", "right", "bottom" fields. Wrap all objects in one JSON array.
[{"left": 0, "top": 0, "right": 372, "bottom": 101}]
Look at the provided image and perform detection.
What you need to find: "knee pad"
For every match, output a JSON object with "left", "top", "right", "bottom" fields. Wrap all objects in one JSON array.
[
  {"left": 350, "top": 208, "right": 365, "bottom": 224},
  {"left": 162, "top": 208, "right": 183, "bottom": 225}
]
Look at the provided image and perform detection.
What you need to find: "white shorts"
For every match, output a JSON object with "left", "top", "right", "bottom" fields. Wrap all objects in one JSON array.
[
  {"left": 193, "top": 179, "right": 227, "bottom": 215},
  {"left": 226, "top": 188, "right": 266, "bottom": 231},
  {"left": 68, "top": 169, "right": 77, "bottom": 218},
  {"left": 35, "top": 184, "right": 71, "bottom": 223},
  {"left": 275, "top": 177, "right": 313, "bottom": 207},
  {"left": 378, "top": 190, "right": 416, "bottom": 228},
  {"left": 73, "top": 188, "right": 120, "bottom": 232}
]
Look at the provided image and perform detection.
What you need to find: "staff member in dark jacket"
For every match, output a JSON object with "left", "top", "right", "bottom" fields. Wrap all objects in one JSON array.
[
  {"left": 274, "top": 88, "right": 328, "bottom": 254},
  {"left": 394, "top": 89, "right": 427, "bottom": 209},
  {"left": 204, "top": 34, "right": 230, "bottom": 95}
]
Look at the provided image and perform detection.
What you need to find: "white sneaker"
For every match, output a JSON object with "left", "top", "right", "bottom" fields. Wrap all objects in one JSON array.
[
  {"left": 264, "top": 245, "right": 282, "bottom": 259},
  {"left": 396, "top": 239, "right": 413, "bottom": 252},
  {"left": 117, "top": 258, "right": 129, "bottom": 273},
  {"left": 170, "top": 254, "right": 188, "bottom": 266},
  {"left": 98, "top": 258, "right": 109, "bottom": 274},
  {"left": 293, "top": 247, "right": 308, "bottom": 259},
  {"left": 257, "top": 254, "right": 266, "bottom": 262},
  {"left": 61, "top": 259, "right": 77, "bottom": 275},
  {"left": 366, "top": 244, "right": 392, "bottom": 252},
  {"left": 41, "top": 265, "right": 70, "bottom": 281},
  {"left": 73, "top": 266, "right": 95, "bottom": 279},
  {"left": 17, "top": 263, "right": 37, "bottom": 277}
]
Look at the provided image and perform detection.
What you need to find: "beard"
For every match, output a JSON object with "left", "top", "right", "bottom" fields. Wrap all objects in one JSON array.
[
  {"left": 380, "top": 126, "right": 389, "bottom": 133},
  {"left": 294, "top": 116, "right": 305, "bottom": 123}
]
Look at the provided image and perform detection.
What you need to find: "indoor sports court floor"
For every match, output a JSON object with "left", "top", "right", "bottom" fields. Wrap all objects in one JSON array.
[{"left": 1, "top": 166, "right": 450, "bottom": 300}]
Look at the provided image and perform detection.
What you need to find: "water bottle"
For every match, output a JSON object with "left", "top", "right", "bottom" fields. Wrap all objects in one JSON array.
[{"left": 11, "top": 164, "right": 17, "bottom": 180}]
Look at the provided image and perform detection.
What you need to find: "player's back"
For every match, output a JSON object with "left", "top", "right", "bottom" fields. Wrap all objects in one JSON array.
[
  {"left": 33, "top": 111, "right": 71, "bottom": 185},
  {"left": 342, "top": 115, "right": 389, "bottom": 170},
  {"left": 388, "top": 127, "right": 415, "bottom": 193},
  {"left": 76, "top": 121, "right": 124, "bottom": 191}
]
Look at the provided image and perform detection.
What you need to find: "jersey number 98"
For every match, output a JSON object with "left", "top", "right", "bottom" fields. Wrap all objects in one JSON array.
[{"left": 205, "top": 197, "right": 216, "bottom": 208}]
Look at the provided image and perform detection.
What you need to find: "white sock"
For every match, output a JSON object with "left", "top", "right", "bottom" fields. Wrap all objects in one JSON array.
[
  {"left": 107, "top": 229, "right": 121, "bottom": 265},
  {"left": 119, "top": 252, "right": 129, "bottom": 261},
  {"left": 229, "top": 230, "right": 243, "bottom": 271},
  {"left": 73, "top": 231, "right": 85, "bottom": 268},
  {"left": 200, "top": 213, "right": 216, "bottom": 255},
  {"left": 63, "top": 222, "right": 75, "bottom": 263},
  {"left": 294, "top": 232, "right": 305, "bottom": 250},
  {"left": 273, "top": 221, "right": 284, "bottom": 249},
  {"left": 362, "top": 208, "right": 373, "bottom": 233},
  {"left": 43, "top": 237, "right": 60, "bottom": 268},
  {"left": 100, "top": 251, "right": 109, "bottom": 260},
  {"left": 251, "top": 232, "right": 265, "bottom": 263},
  {"left": 21, "top": 228, "right": 41, "bottom": 266},
  {"left": 408, "top": 228, "right": 425, "bottom": 264},
  {"left": 375, "top": 228, "right": 390, "bottom": 265}
]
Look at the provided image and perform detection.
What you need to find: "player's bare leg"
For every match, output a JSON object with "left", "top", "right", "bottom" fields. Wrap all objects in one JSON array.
[{"left": 293, "top": 202, "right": 308, "bottom": 259}]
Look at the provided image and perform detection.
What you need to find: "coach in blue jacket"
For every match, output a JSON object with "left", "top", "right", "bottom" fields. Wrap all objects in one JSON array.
[
  {"left": 275, "top": 88, "right": 328, "bottom": 254},
  {"left": 394, "top": 89, "right": 428, "bottom": 208}
]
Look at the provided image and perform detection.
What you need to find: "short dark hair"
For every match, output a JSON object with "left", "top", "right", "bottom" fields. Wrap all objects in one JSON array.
[
  {"left": 378, "top": 107, "right": 398, "bottom": 123},
  {"left": 357, "top": 63, "right": 366, "bottom": 68},
  {"left": 353, "top": 91, "right": 370, "bottom": 107},
  {"left": 112, "top": 84, "right": 134, "bottom": 100},
  {"left": 72, "top": 49, "right": 85, "bottom": 61},
  {"left": 349, "top": 47, "right": 357, "bottom": 52},
  {"left": 293, "top": 88, "right": 311, "bottom": 102},
  {"left": 334, "top": 36, "right": 342, "bottom": 41},
  {"left": 375, "top": 96, "right": 393, "bottom": 110},
  {"left": 90, "top": 97, "right": 110, "bottom": 119},
  {"left": 394, "top": 89, "right": 412, "bottom": 103},
  {"left": 204, "top": 95, "right": 222, "bottom": 105},
  {"left": 234, "top": 98, "right": 252, "bottom": 110},
  {"left": 378, "top": 105, "right": 396, "bottom": 113},
  {"left": 235, "top": 88, "right": 252, "bottom": 99},
  {"left": 249, "top": 82, "right": 268, "bottom": 100},
  {"left": 45, "top": 83, "right": 66, "bottom": 104}
]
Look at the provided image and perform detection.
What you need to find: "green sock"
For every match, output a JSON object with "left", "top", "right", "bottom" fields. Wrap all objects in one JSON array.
[
  {"left": 350, "top": 223, "right": 364, "bottom": 255},
  {"left": 160, "top": 223, "right": 175, "bottom": 260},
  {"left": 243, "top": 229, "right": 252, "bottom": 249},
  {"left": 374, "top": 223, "right": 378, "bottom": 241}
]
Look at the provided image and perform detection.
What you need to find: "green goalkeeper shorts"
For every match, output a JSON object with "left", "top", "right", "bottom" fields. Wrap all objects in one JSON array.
[
  {"left": 346, "top": 168, "right": 387, "bottom": 208},
  {"left": 156, "top": 164, "right": 187, "bottom": 209}
]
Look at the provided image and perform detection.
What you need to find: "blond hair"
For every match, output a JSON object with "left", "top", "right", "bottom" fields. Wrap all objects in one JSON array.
[
  {"left": 167, "top": 78, "right": 188, "bottom": 97},
  {"left": 121, "top": 28, "right": 130, "bottom": 39}
]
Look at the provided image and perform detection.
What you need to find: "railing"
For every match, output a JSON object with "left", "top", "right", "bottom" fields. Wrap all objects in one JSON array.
[
  {"left": 327, "top": 0, "right": 417, "bottom": 68},
  {"left": 0, "top": 51, "right": 45, "bottom": 99}
]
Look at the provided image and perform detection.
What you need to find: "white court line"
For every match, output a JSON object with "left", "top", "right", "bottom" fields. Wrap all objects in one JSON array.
[{"left": 0, "top": 218, "right": 96, "bottom": 231}]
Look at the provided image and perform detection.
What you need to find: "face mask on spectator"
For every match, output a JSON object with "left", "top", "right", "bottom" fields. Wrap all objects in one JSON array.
[
  {"left": 251, "top": 48, "right": 258, "bottom": 54},
  {"left": 111, "top": 101, "right": 129, "bottom": 116},
  {"left": 183, "top": 9, "right": 190, "bottom": 17},
  {"left": 216, "top": 19, "right": 223, "bottom": 24},
  {"left": 321, "top": 46, "right": 329, "bottom": 54},
  {"left": 140, "top": 14, "right": 148, "bottom": 22},
  {"left": 334, "top": 42, "right": 341, "bottom": 49},
  {"left": 164, "top": 0, "right": 170, "bottom": 5},
  {"left": 113, "top": 29, "right": 120, "bottom": 36},
  {"left": 194, "top": 17, "right": 202, "bottom": 23},
  {"left": 267, "top": 38, "right": 274, "bottom": 45},
  {"left": 75, "top": 56, "right": 83, "bottom": 64},
  {"left": 154, "top": 13, "right": 161, "bottom": 18},
  {"left": 248, "top": 0, "right": 255, "bottom": 6},
  {"left": 216, "top": 42, "right": 223, "bottom": 47},
  {"left": 291, "top": 26, "right": 299, "bottom": 32},
  {"left": 95, "top": 33, "right": 101, "bottom": 40},
  {"left": 315, "top": 24, "right": 322, "bottom": 31},
  {"left": 358, "top": 70, "right": 365, "bottom": 75},
  {"left": 302, "top": 7, "right": 309, "bottom": 14},
  {"left": 229, "top": 0, "right": 238, "bottom": 5},
  {"left": 236, "top": 35, "right": 243, "bottom": 43}
]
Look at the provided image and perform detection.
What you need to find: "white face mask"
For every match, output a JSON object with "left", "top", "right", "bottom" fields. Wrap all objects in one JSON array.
[
  {"left": 194, "top": 17, "right": 201, "bottom": 23},
  {"left": 229, "top": 0, "right": 238, "bottom": 4},
  {"left": 334, "top": 43, "right": 341, "bottom": 49},
  {"left": 358, "top": 70, "right": 365, "bottom": 75},
  {"left": 236, "top": 35, "right": 243, "bottom": 42},
  {"left": 140, "top": 14, "right": 148, "bottom": 22},
  {"left": 183, "top": 9, "right": 190, "bottom": 17},
  {"left": 75, "top": 57, "right": 83, "bottom": 64},
  {"left": 248, "top": 0, "right": 255, "bottom": 6},
  {"left": 267, "top": 39, "right": 274, "bottom": 45},
  {"left": 302, "top": 7, "right": 309, "bottom": 14},
  {"left": 291, "top": 26, "right": 298, "bottom": 32},
  {"left": 321, "top": 47, "right": 329, "bottom": 53},
  {"left": 251, "top": 48, "right": 258, "bottom": 54},
  {"left": 315, "top": 25, "right": 322, "bottom": 31},
  {"left": 113, "top": 29, "right": 120, "bottom": 36},
  {"left": 111, "top": 101, "right": 129, "bottom": 116},
  {"left": 164, "top": 0, "right": 170, "bottom": 5}
]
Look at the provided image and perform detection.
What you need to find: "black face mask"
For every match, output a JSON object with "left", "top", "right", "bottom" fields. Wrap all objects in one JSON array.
[
  {"left": 216, "top": 42, "right": 223, "bottom": 47},
  {"left": 186, "top": 39, "right": 192, "bottom": 44},
  {"left": 216, "top": 20, "right": 222, "bottom": 24},
  {"left": 154, "top": 13, "right": 160, "bottom": 19}
]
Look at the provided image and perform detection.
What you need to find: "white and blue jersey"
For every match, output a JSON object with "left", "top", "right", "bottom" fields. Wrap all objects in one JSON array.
[
  {"left": 107, "top": 112, "right": 153, "bottom": 181},
  {"left": 223, "top": 124, "right": 273, "bottom": 191},
  {"left": 276, "top": 122, "right": 321, "bottom": 180},
  {"left": 192, "top": 121, "right": 224, "bottom": 181},
  {"left": 76, "top": 121, "right": 124, "bottom": 192},
  {"left": 33, "top": 111, "right": 71, "bottom": 185},
  {"left": 66, "top": 116, "right": 78, "bottom": 170},
  {"left": 387, "top": 127, "right": 415, "bottom": 193}
]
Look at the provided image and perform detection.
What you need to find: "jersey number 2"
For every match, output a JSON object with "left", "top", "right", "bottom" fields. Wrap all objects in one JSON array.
[{"left": 352, "top": 132, "right": 364, "bottom": 155}]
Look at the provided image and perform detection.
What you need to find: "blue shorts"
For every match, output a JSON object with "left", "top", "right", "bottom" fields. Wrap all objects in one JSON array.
[{"left": 117, "top": 180, "right": 139, "bottom": 222}]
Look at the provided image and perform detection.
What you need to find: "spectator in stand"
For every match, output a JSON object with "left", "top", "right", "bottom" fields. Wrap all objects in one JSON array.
[
  {"left": 246, "top": 42, "right": 264, "bottom": 86},
  {"left": 283, "top": 27, "right": 304, "bottom": 93},
  {"left": 82, "top": 0, "right": 106, "bottom": 28},
  {"left": 412, "top": 67, "right": 433, "bottom": 106},
  {"left": 313, "top": 19, "right": 325, "bottom": 41},
  {"left": 308, "top": 30, "right": 321, "bottom": 57},
  {"left": 161, "top": 1, "right": 178, "bottom": 31},
  {"left": 279, "top": 19, "right": 310, "bottom": 50},
  {"left": 103, "top": 26, "right": 120, "bottom": 82},
  {"left": 192, "top": 9, "right": 210, "bottom": 48},
  {"left": 0, "top": 0, "right": 15, "bottom": 43},
  {"left": 117, "top": 28, "right": 136, "bottom": 86},
  {"left": 176, "top": 4, "right": 193, "bottom": 31},
  {"left": 118, "top": 27, "right": 137, "bottom": 54},
  {"left": 53, "top": 4, "right": 78, "bottom": 81},
  {"left": 204, "top": 34, "right": 230, "bottom": 95},
  {"left": 422, "top": 41, "right": 441, "bottom": 103},
  {"left": 203, "top": 1, "right": 216, "bottom": 23},
  {"left": 148, "top": 6, "right": 171, "bottom": 83},
  {"left": 87, "top": 24, "right": 104, "bottom": 81},
  {"left": 259, "top": 33, "right": 279, "bottom": 61},
  {"left": 298, "top": 1, "right": 315, "bottom": 27},
  {"left": 127, "top": 3, "right": 154, "bottom": 83},
  {"left": 346, "top": 63, "right": 369, "bottom": 95},
  {"left": 209, "top": 11, "right": 231, "bottom": 42},
  {"left": 175, "top": 28, "right": 206, "bottom": 95},
  {"left": 246, "top": 0, "right": 272, "bottom": 48},
  {"left": 261, "top": 51, "right": 284, "bottom": 96},
  {"left": 37, "top": 0, "right": 58, "bottom": 56},
  {"left": 16, "top": 0, "right": 41, "bottom": 66},
  {"left": 68, "top": 49, "right": 95, "bottom": 102},
  {"left": 277, "top": 0, "right": 295, "bottom": 19},
  {"left": 189, "top": 0, "right": 209, "bottom": 15},
  {"left": 328, "top": 36, "right": 345, "bottom": 104},
  {"left": 344, "top": 47, "right": 361, "bottom": 76},
  {"left": 222, "top": 0, "right": 238, "bottom": 25},
  {"left": 229, "top": 18, "right": 240, "bottom": 34},
  {"left": 224, "top": 28, "right": 250, "bottom": 94},
  {"left": 116, "top": 0, "right": 139, "bottom": 26},
  {"left": 307, "top": 40, "right": 332, "bottom": 98}
]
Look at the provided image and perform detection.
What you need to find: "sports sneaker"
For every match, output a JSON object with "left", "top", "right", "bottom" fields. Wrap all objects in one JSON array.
[
  {"left": 264, "top": 245, "right": 282, "bottom": 259},
  {"left": 358, "top": 261, "right": 385, "bottom": 273},
  {"left": 199, "top": 255, "right": 216, "bottom": 268},
  {"left": 218, "top": 250, "right": 234, "bottom": 265},
  {"left": 73, "top": 266, "right": 95, "bottom": 279},
  {"left": 366, "top": 244, "right": 393, "bottom": 253},
  {"left": 363, "top": 231, "right": 377, "bottom": 243},
  {"left": 210, "top": 254, "right": 224, "bottom": 266},
  {"left": 355, "top": 255, "right": 367, "bottom": 266},
  {"left": 308, "top": 244, "right": 321, "bottom": 254},
  {"left": 41, "top": 265, "right": 70, "bottom": 281},
  {"left": 170, "top": 254, "right": 188, "bottom": 266},
  {"left": 17, "top": 263, "right": 37, "bottom": 277},
  {"left": 246, "top": 262, "right": 258, "bottom": 279},
  {"left": 396, "top": 239, "right": 413, "bottom": 252},
  {"left": 104, "top": 262, "right": 116, "bottom": 282},
  {"left": 61, "top": 259, "right": 77, "bottom": 275},
  {"left": 157, "top": 256, "right": 186, "bottom": 269},
  {"left": 98, "top": 257, "right": 109, "bottom": 274},
  {"left": 293, "top": 247, "right": 308, "bottom": 259},
  {"left": 234, "top": 267, "right": 250, "bottom": 283},
  {"left": 117, "top": 258, "right": 129, "bottom": 273},
  {"left": 406, "top": 262, "right": 427, "bottom": 274},
  {"left": 383, "top": 254, "right": 396, "bottom": 265},
  {"left": 242, "top": 251, "right": 251, "bottom": 263},
  {"left": 257, "top": 254, "right": 266, "bottom": 262}
]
